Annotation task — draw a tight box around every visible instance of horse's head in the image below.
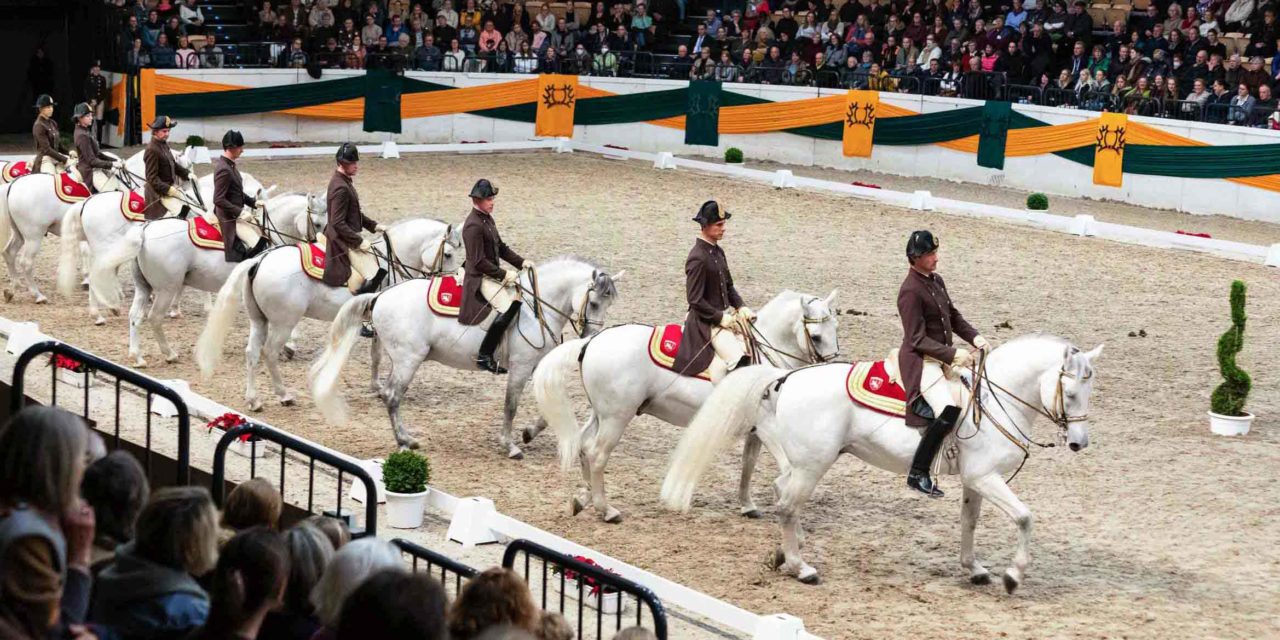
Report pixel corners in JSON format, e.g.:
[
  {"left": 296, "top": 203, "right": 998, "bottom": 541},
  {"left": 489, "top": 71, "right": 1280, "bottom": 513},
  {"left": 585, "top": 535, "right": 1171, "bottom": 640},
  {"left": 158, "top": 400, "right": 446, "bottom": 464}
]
[
  {"left": 572, "top": 269, "right": 624, "bottom": 338},
  {"left": 306, "top": 192, "right": 329, "bottom": 238},
  {"left": 439, "top": 224, "right": 463, "bottom": 273},
  {"left": 1038, "top": 343, "right": 1103, "bottom": 452},
  {"left": 798, "top": 289, "right": 841, "bottom": 363}
]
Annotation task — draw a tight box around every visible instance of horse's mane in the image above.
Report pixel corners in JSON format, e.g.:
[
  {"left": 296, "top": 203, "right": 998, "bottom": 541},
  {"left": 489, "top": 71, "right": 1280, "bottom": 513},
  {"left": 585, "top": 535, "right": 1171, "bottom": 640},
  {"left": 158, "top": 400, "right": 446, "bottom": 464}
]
[
  {"left": 1003, "top": 332, "right": 1075, "bottom": 352},
  {"left": 543, "top": 254, "right": 607, "bottom": 271}
]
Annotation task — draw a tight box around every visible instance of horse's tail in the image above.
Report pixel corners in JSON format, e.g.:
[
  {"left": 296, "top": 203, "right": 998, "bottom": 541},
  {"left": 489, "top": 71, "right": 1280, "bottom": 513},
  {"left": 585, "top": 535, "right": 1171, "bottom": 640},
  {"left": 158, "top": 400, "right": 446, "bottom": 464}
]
[
  {"left": 91, "top": 223, "right": 143, "bottom": 307},
  {"left": 0, "top": 183, "right": 13, "bottom": 254},
  {"left": 533, "top": 338, "right": 590, "bottom": 473},
  {"left": 57, "top": 201, "right": 86, "bottom": 298},
  {"left": 195, "top": 256, "right": 260, "bottom": 380},
  {"left": 310, "top": 293, "right": 379, "bottom": 426},
  {"left": 660, "top": 366, "right": 787, "bottom": 512}
]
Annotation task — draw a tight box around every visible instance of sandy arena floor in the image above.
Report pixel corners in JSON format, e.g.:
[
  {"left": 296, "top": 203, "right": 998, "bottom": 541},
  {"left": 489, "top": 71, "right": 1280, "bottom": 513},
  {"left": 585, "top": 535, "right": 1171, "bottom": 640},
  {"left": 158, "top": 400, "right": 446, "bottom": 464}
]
[{"left": 4, "top": 152, "right": 1278, "bottom": 639}]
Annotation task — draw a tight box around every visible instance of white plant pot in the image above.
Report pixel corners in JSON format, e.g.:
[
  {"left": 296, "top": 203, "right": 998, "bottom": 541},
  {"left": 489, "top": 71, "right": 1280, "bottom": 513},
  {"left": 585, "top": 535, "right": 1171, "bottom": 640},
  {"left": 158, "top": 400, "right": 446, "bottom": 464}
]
[
  {"left": 56, "top": 368, "right": 95, "bottom": 388},
  {"left": 569, "top": 580, "right": 624, "bottom": 614},
  {"left": 1208, "top": 411, "right": 1254, "bottom": 436},
  {"left": 384, "top": 489, "right": 429, "bottom": 529},
  {"left": 228, "top": 437, "right": 263, "bottom": 459}
]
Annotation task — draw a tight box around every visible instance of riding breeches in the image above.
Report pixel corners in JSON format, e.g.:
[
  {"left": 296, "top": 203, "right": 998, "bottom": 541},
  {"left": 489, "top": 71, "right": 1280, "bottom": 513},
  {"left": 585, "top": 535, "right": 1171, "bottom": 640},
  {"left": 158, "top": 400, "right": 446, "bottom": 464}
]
[
  {"left": 707, "top": 326, "right": 748, "bottom": 383},
  {"left": 158, "top": 195, "right": 189, "bottom": 218},
  {"left": 919, "top": 359, "right": 960, "bottom": 418},
  {"left": 346, "top": 248, "right": 380, "bottom": 293},
  {"left": 480, "top": 276, "right": 521, "bottom": 314},
  {"left": 36, "top": 159, "right": 61, "bottom": 175}
]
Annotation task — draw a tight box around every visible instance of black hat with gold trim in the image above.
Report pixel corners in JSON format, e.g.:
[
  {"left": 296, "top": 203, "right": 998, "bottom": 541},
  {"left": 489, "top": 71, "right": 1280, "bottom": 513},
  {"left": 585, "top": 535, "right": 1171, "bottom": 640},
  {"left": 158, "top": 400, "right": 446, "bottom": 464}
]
[
  {"left": 149, "top": 115, "right": 177, "bottom": 130},
  {"left": 693, "top": 200, "right": 730, "bottom": 226},
  {"left": 905, "top": 229, "right": 940, "bottom": 260}
]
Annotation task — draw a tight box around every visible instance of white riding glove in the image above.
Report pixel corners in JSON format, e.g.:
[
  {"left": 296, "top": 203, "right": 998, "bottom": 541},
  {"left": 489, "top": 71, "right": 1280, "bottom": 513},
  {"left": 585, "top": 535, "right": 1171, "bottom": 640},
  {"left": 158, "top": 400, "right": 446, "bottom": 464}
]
[
  {"left": 113, "top": 160, "right": 125, "bottom": 171},
  {"left": 359, "top": 237, "right": 372, "bottom": 251},
  {"left": 719, "top": 309, "right": 737, "bottom": 329},
  {"left": 253, "top": 200, "right": 265, "bottom": 211},
  {"left": 737, "top": 307, "right": 755, "bottom": 322},
  {"left": 166, "top": 185, "right": 182, "bottom": 198},
  {"left": 374, "top": 223, "right": 387, "bottom": 232},
  {"left": 951, "top": 348, "right": 974, "bottom": 368},
  {"left": 522, "top": 260, "right": 535, "bottom": 270},
  {"left": 502, "top": 269, "right": 519, "bottom": 286},
  {"left": 973, "top": 335, "right": 991, "bottom": 352}
]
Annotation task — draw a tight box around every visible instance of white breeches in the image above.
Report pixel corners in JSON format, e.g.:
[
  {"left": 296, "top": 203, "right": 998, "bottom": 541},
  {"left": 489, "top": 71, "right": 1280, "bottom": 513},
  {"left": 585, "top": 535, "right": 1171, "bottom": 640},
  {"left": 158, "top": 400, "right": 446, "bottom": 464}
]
[{"left": 480, "top": 276, "right": 521, "bottom": 314}]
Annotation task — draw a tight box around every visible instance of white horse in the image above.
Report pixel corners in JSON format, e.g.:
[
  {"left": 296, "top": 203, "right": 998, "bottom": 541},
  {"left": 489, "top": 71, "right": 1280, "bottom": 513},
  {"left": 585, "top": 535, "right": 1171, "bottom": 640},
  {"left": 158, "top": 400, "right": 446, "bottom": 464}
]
[
  {"left": 533, "top": 290, "right": 841, "bottom": 523},
  {"left": 86, "top": 193, "right": 327, "bottom": 367},
  {"left": 310, "top": 257, "right": 624, "bottom": 453},
  {"left": 196, "top": 218, "right": 463, "bottom": 411},
  {"left": 0, "top": 149, "right": 190, "bottom": 302},
  {"left": 661, "top": 334, "right": 1102, "bottom": 588},
  {"left": 56, "top": 173, "right": 266, "bottom": 322}
]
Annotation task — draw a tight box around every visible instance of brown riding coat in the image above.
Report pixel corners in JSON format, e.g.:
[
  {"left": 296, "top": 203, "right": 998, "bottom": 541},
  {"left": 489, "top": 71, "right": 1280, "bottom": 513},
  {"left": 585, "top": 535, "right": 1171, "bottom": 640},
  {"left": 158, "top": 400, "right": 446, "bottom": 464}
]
[
  {"left": 211, "top": 155, "right": 257, "bottom": 259},
  {"left": 31, "top": 117, "right": 67, "bottom": 172},
  {"left": 896, "top": 268, "right": 978, "bottom": 426},
  {"left": 321, "top": 169, "right": 378, "bottom": 287},
  {"left": 459, "top": 207, "right": 525, "bottom": 326},
  {"left": 74, "top": 124, "right": 113, "bottom": 192},
  {"left": 672, "top": 238, "right": 743, "bottom": 375},
  {"left": 142, "top": 137, "right": 190, "bottom": 220}
]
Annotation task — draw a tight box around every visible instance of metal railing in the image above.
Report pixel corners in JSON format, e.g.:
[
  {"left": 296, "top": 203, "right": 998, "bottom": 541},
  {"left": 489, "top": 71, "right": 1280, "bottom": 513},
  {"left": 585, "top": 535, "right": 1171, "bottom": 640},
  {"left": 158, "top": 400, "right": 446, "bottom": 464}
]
[
  {"left": 11, "top": 341, "right": 191, "bottom": 486},
  {"left": 503, "top": 538, "right": 667, "bottom": 640},
  {"left": 210, "top": 421, "right": 378, "bottom": 537},
  {"left": 393, "top": 538, "right": 479, "bottom": 597}
]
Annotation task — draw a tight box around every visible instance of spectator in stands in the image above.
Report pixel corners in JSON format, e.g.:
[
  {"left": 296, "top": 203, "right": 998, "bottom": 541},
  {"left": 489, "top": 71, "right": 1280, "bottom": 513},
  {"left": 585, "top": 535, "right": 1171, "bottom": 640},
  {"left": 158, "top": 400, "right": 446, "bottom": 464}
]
[
  {"left": 258, "top": 523, "right": 332, "bottom": 640},
  {"left": 221, "top": 478, "right": 282, "bottom": 541},
  {"left": 345, "top": 34, "right": 367, "bottom": 68},
  {"left": 387, "top": 14, "right": 408, "bottom": 45},
  {"left": 187, "top": 528, "right": 288, "bottom": 640},
  {"left": 202, "top": 34, "right": 224, "bottom": 68},
  {"left": 177, "top": 0, "right": 203, "bottom": 35},
  {"left": 151, "top": 33, "right": 176, "bottom": 67},
  {"left": 539, "top": 45, "right": 561, "bottom": 72},
  {"left": 630, "top": 4, "right": 653, "bottom": 48},
  {"left": 448, "top": 568, "right": 540, "bottom": 639},
  {"left": 335, "top": 570, "right": 447, "bottom": 640},
  {"left": 362, "top": 14, "right": 383, "bottom": 47},
  {"left": 80, "top": 451, "right": 148, "bottom": 570},
  {"left": 258, "top": 1, "right": 277, "bottom": 39},
  {"left": 127, "top": 37, "right": 150, "bottom": 71},
  {"left": 414, "top": 33, "right": 441, "bottom": 70},
  {"left": 1255, "top": 83, "right": 1277, "bottom": 120},
  {"left": 715, "top": 49, "right": 742, "bottom": 81},
  {"left": 143, "top": 9, "right": 162, "bottom": 48},
  {"left": 490, "top": 40, "right": 514, "bottom": 72},
  {"left": 309, "top": 0, "right": 333, "bottom": 30},
  {"left": 317, "top": 38, "right": 344, "bottom": 67},
  {"left": 0, "top": 406, "right": 95, "bottom": 640},
  {"left": 690, "top": 46, "right": 714, "bottom": 78},
  {"left": 282, "top": 36, "right": 308, "bottom": 67},
  {"left": 479, "top": 20, "right": 502, "bottom": 53},
  {"left": 310, "top": 537, "right": 401, "bottom": 639},
  {"left": 91, "top": 486, "right": 219, "bottom": 639},
  {"left": 607, "top": 24, "right": 631, "bottom": 52},
  {"left": 1203, "top": 77, "right": 1232, "bottom": 122},
  {"left": 164, "top": 15, "right": 185, "bottom": 45},
  {"left": 459, "top": 19, "right": 480, "bottom": 52},
  {"left": 1246, "top": 9, "right": 1278, "bottom": 58},
  {"left": 1229, "top": 81, "right": 1256, "bottom": 124},
  {"left": 282, "top": 0, "right": 309, "bottom": 33},
  {"left": 337, "top": 17, "right": 357, "bottom": 48},
  {"left": 312, "top": 12, "right": 339, "bottom": 50},
  {"left": 1241, "top": 56, "right": 1270, "bottom": 95},
  {"left": 302, "top": 516, "right": 349, "bottom": 552},
  {"left": 503, "top": 21, "right": 527, "bottom": 53},
  {"left": 443, "top": 38, "right": 467, "bottom": 70},
  {"left": 174, "top": 35, "right": 198, "bottom": 68},
  {"left": 550, "top": 18, "right": 575, "bottom": 55},
  {"left": 593, "top": 44, "right": 618, "bottom": 75},
  {"left": 272, "top": 13, "right": 296, "bottom": 45}
]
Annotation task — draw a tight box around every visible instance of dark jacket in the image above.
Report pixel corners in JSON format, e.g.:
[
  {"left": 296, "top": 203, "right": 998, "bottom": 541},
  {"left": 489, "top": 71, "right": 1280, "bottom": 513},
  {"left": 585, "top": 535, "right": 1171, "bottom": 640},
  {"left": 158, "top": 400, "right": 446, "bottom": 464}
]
[
  {"left": 84, "top": 74, "right": 109, "bottom": 104},
  {"left": 459, "top": 207, "right": 524, "bottom": 325},
  {"left": 32, "top": 116, "right": 67, "bottom": 172},
  {"left": 672, "top": 238, "right": 743, "bottom": 375},
  {"left": 212, "top": 155, "right": 257, "bottom": 259},
  {"left": 143, "top": 137, "right": 190, "bottom": 220},
  {"left": 897, "top": 268, "right": 978, "bottom": 426},
  {"left": 75, "top": 124, "right": 114, "bottom": 192},
  {"left": 321, "top": 169, "right": 378, "bottom": 287},
  {"left": 90, "top": 541, "right": 209, "bottom": 640}
]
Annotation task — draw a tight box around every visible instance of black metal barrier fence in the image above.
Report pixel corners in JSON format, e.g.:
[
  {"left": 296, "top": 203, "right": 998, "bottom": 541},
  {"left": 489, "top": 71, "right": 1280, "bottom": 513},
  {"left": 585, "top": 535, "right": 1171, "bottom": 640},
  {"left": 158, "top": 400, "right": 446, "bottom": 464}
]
[{"left": 393, "top": 537, "right": 480, "bottom": 598}]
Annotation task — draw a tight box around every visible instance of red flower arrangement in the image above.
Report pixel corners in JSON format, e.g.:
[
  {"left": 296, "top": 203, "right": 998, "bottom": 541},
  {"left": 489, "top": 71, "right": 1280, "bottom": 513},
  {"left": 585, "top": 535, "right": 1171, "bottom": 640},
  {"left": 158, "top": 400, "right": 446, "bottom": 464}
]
[
  {"left": 51, "top": 354, "right": 87, "bottom": 373},
  {"left": 206, "top": 412, "right": 253, "bottom": 442},
  {"left": 851, "top": 181, "right": 882, "bottom": 189},
  {"left": 553, "top": 556, "right": 620, "bottom": 596}
]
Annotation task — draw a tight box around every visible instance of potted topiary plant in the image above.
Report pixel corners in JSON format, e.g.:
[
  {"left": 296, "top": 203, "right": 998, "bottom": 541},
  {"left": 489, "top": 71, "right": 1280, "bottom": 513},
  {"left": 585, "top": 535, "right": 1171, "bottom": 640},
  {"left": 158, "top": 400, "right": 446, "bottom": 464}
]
[
  {"left": 184, "top": 134, "right": 210, "bottom": 164},
  {"left": 1026, "top": 193, "right": 1049, "bottom": 210},
  {"left": 724, "top": 147, "right": 744, "bottom": 164},
  {"left": 1209, "top": 280, "right": 1253, "bottom": 435},
  {"left": 381, "top": 450, "right": 431, "bottom": 528}
]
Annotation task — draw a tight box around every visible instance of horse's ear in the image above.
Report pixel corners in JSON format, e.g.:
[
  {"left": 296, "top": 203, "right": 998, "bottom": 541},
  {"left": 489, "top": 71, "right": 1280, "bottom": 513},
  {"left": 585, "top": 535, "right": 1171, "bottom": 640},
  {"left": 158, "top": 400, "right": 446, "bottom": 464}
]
[
  {"left": 611, "top": 269, "right": 626, "bottom": 283},
  {"left": 823, "top": 288, "right": 838, "bottom": 307},
  {"left": 1083, "top": 344, "right": 1104, "bottom": 363}
]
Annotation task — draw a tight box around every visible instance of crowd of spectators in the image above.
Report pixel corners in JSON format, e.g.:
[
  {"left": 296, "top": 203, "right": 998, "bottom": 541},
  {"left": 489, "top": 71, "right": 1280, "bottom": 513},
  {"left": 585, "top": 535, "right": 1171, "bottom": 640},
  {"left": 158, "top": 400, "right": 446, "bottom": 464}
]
[
  {"left": 97, "top": 0, "right": 1280, "bottom": 125},
  {"left": 0, "top": 405, "right": 659, "bottom": 640}
]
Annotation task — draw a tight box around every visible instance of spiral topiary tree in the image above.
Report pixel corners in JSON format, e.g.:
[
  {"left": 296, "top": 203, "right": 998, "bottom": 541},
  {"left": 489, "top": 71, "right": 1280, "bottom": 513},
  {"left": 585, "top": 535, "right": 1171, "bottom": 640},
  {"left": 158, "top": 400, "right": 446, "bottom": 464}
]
[{"left": 1210, "top": 280, "right": 1251, "bottom": 417}]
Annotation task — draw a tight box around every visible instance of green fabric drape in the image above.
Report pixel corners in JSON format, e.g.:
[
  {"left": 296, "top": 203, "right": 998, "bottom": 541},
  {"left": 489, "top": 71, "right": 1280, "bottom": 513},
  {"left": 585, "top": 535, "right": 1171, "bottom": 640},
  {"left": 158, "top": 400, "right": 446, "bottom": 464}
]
[
  {"left": 157, "top": 76, "right": 368, "bottom": 118},
  {"left": 363, "top": 68, "right": 403, "bottom": 133},
  {"left": 874, "top": 107, "right": 985, "bottom": 145},
  {"left": 977, "top": 101, "right": 1012, "bottom": 169},
  {"left": 1123, "top": 143, "right": 1280, "bottom": 178},
  {"left": 579, "top": 88, "right": 690, "bottom": 125},
  {"left": 684, "top": 81, "right": 721, "bottom": 146}
]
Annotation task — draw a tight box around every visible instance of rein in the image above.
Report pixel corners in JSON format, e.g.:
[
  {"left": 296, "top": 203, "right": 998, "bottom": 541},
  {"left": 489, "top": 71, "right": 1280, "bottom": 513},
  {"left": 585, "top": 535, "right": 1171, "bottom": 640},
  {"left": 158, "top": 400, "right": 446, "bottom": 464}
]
[
  {"left": 745, "top": 307, "right": 837, "bottom": 367},
  {"left": 514, "top": 266, "right": 594, "bottom": 349}
]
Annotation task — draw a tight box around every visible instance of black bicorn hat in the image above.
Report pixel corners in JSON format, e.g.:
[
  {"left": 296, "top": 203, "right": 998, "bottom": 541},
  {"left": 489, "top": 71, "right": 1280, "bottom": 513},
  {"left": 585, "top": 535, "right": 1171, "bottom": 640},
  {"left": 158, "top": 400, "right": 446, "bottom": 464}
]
[
  {"left": 149, "top": 115, "right": 177, "bottom": 130},
  {"left": 222, "top": 129, "right": 246, "bottom": 149},
  {"left": 469, "top": 179, "right": 499, "bottom": 199},
  {"left": 692, "top": 200, "right": 730, "bottom": 226},
  {"left": 35, "top": 94, "right": 55, "bottom": 109},
  {"left": 335, "top": 142, "right": 359, "bottom": 163},
  {"left": 905, "top": 229, "right": 940, "bottom": 260},
  {"left": 72, "top": 102, "right": 93, "bottom": 119}
]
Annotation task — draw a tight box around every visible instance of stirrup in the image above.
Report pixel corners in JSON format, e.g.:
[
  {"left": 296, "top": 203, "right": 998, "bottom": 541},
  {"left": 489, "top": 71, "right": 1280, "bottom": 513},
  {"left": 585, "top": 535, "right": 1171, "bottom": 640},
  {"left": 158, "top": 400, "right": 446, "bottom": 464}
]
[
  {"left": 476, "top": 354, "right": 507, "bottom": 375},
  {"left": 907, "top": 472, "right": 945, "bottom": 498},
  {"left": 359, "top": 322, "right": 376, "bottom": 338}
]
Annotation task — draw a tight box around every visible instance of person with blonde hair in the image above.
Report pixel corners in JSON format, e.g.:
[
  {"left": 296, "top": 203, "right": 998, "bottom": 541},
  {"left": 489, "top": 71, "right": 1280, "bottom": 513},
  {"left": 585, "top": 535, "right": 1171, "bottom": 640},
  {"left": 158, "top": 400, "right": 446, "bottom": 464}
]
[
  {"left": 91, "top": 486, "right": 221, "bottom": 639},
  {"left": 448, "top": 567, "right": 540, "bottom": 639},
  {"left": 221, "top": 478, "right": 282, "bottom": 533},
  {"left": 0, "top": 406, "right": 95, "bottom": 639},
  {"left": 309, "top": 537, "right": 401, "bottom": 636}
]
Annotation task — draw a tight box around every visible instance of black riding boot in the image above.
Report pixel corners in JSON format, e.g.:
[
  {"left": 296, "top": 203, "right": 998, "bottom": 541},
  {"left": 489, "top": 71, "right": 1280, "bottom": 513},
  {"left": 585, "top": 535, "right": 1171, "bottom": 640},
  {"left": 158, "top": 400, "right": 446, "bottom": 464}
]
[
  {"left": 177, "top": 205, "right": 191, "bottom": 220},
  {"left": 906, "top": 404, "right": 960, "bottom": 498},
  {"left": 476, "top": 301, "right": 522, "bottom": 374},
  {"left": 244, "top": 237, "right": 269, "bottom": 259},
  {"left": 354, "top": 268, "right": 388, "bottom": 296}
]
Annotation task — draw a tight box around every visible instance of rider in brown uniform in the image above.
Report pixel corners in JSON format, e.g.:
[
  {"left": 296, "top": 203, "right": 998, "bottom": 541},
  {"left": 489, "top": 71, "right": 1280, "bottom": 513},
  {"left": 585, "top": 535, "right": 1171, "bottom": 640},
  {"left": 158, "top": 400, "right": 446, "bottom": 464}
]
[
  {"left": 671, "top": 200, "right": 753, "bottom": 382},
  {"left": 142, "top": 116, "right": 193, "bottom": 220},
  {"left": 322, "top": 143, "right": 387, "bottom": 294},
  {"left": 459, "top": 179, "right": 529, "bottom": 375},
  {"left": 897, "top": 230, "right": 989, "bottom": 497},
  {"left": 72, "top": 103, "right": 117, "bottom": 193},
  {"left": 31, "top": 95, "right": 68, "bottom": 174},
  {"left": 211, "top": 130, "right": 267, "bottom": 262}
]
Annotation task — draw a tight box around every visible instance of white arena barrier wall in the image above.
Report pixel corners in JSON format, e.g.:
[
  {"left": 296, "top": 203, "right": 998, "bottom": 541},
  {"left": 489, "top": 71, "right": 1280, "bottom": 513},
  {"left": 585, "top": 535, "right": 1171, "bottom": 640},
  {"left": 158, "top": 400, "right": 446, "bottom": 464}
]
[{"left": 152, "top": 68, "right": 1280, "bottom": 223}]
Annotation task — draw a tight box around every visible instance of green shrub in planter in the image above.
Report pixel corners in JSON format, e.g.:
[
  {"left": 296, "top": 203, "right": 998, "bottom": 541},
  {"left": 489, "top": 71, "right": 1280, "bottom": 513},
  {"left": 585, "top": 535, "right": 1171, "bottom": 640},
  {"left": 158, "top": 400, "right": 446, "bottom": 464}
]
[
  {"left": 185, "top": 134, "right": 206, "bottom": 148},
  {"left": 382, "top": 450, "right": 430, "bottom": 494},
  {"left": 724, "top": 147, "right": 744, "bottom": 163},
  {"left": 1210, "top": 280, "right": 1251, "bottom": 416},
  {"left": 1026, "top": 193, "right": 1049, "bottom": 210}
]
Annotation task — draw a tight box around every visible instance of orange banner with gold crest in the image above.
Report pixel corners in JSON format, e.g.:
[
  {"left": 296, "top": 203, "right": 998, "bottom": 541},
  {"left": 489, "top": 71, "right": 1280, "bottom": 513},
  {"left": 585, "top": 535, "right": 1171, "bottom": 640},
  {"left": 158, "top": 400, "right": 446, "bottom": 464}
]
[{"left": 535, "top": 74, "right": 578, "bottom": 138}]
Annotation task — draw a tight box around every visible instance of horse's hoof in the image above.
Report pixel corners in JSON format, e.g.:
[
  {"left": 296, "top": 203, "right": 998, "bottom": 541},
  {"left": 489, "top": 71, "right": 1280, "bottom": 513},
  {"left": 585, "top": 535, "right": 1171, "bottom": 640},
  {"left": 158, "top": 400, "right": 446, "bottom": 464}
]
[
  {"left": 80, "top": 282, "right": 90, "bottom": 291},
  {"left": 770, "top": 549, "right": 785, "bottom": 570},
  {"left": 167, "top": 309, "right": 181, "bottom": 319},
  {"left": 281, "top": 345, "right": 295, "bottom": 361},
  {"left": 797, "top": 570, "right": 822, "bottom": 585},
  {"left": 506, "top": 445, "right": 524, "bottom": 460},
  {"left": 741, "top": 508, "right": 762, "bottom": 519},
  {"left": 164, "top": 353, "right": 179, "bottom": 364},
  {"left": 248, "top": 400, "right": 264, "bottom": 412},
  {"left": 522, "top": 429, "right": 535, "bottom": 444},
  {"left": 93, "top": 317, "right": 105, "bottom": 326},
  {"left": 397, "top": 438, "right": 420, "bottom": 450},
  {"left": 134, "top": 358, "right": 148, "bottom": 369},
  {"left": 3, "top": 290, "right": 12, "bottom": 302},
  {"left": 570, "top": 496, "right": 585, "bottom": 516},
  {"left": 970, "top": 572, "right": 993, "bottom": 586},
  {"left": 1002, "top": 571, "right": 1020, "bottom": 594},
  {"left": 602, "top": 507, "right": 623, "bottom": 524},
  {"left": 34, "top": 295, "right": 47, "bottom": 304},
  {"left": 280, "top": 396, "right": 296, "bottom": 407}
]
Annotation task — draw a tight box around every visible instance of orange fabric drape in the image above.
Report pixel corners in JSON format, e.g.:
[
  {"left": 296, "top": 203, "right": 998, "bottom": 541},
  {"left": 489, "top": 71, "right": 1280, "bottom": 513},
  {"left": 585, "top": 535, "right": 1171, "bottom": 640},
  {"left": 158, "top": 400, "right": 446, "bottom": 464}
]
[
  {"left": 717, "top": 94, "right": 845, "bottom": 134},
  {"left": 400, "top": 78, "right": 539, "bottom": 119},
  {"left": 110, "top": 77, "right": 127, "bottom": 135},
  {"left": 153, "top": 73, "right": 364, "bottom": 120},
  {"left": 1127, "top": 121, "right": 1280, "bottom": 192},
  {"left": 140, "top": 68, "right": 155, "bottom": 132}
]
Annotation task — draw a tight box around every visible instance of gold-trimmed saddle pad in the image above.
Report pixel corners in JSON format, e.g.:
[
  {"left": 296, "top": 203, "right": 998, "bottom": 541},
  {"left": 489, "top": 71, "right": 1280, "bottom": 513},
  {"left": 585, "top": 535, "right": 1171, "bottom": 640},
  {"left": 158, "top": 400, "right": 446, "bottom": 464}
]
[
  {"left": 188, "top": 216, "right": 225, "bottom": 250},
  {"left": 426, "top": 275, "right": 463, "bottom": 317},
  {"left": 846, "top": 360, "right": 907, "bottom": 417},
  {"left": 648, "top": 324, "right": 711, "bottom": 380},
  {"left": 298, "top": 242, "right": 326, "bottom": 280}
]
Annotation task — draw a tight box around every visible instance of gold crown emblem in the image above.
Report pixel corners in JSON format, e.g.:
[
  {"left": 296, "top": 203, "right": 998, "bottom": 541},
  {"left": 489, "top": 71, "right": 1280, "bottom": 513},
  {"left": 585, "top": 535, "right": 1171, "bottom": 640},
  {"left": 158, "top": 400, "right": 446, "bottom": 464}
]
[
  {"left": 845, "top": 102, "right": 876, "bottom": 129},
  {"left": 1095, "top": 124, "right": 1126, "bottom": 155},
  {"left": 541, "top": 84, "right": 576, "bottom": 109}
]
